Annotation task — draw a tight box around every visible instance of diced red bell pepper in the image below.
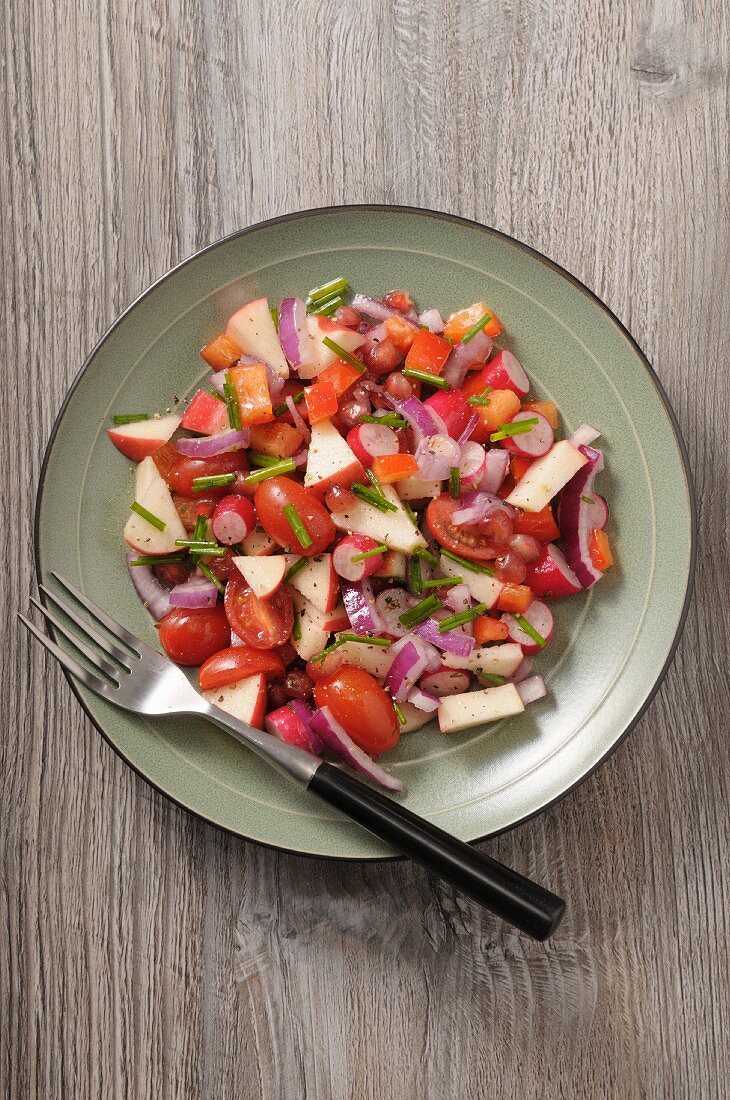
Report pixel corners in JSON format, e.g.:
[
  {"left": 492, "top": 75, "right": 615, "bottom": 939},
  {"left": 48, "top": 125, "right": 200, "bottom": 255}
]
[
  {"left": 317, "top": 360, "right": 363, "bottom": 398},
  {"left": 513, "top": 505, "right": 560, "bottom": 543},
  {"left": 305, "top": 379, "right": 338, "bottom": 425},
  {"left": 249, "top": 422, "right": 305, "bottom": 458},
  {"left": 496, "top": 584, "right": 534, "bottom": 614},
  {"left": 404, "top": 330, "right": 452, "bottom": 376},
  {"left": 181, "top": 390, "right": 229, "bottom": 435},
  {"left": 589, "top": 528, "right": 613, "bottom": 571}
]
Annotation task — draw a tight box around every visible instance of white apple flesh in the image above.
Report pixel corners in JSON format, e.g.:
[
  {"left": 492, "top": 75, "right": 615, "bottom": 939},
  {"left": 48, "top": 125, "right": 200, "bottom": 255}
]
[
  {"left": 506, "top": 440, "right": 587, "bottom": 513},
  {"left": 304, "top": 419, "right": 365, "bottom": 497},
  {"left": 226, "top": 297, "right": 289, "bottom": 378},
  {"left": 281, "top": 553, "right": 338, "bottom": 612},
  {"left": 441, "top": 642, "right": 524, "bottom": 678},
  {"left": 232, "top": 555, "right": 286, "bottom": 599},
  {"left": 107, "top": 414, "right": 181, "bottom": 462},
  {"left": 439, "top": 553, "right": 503, "bottom": 609},
  {"left": 291, "top": 592, "right": 331, "bottom": 661},
  {"left": 202, "top": 673, "right": 267, "bottom": 729},
  {"left": 123, "top": 456, "right": 187, "bottom": 554},
  {"left": 331, "top": 484, "right": 427, "bottom": 555},
  {"left": 296, "top": 316, "right": 366, "bottom": 380},
  {"left": 438, "top": 682, "right": 524, "bottom": 734}
]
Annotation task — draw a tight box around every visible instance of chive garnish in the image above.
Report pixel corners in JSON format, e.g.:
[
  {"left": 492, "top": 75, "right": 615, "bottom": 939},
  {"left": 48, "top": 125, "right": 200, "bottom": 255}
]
[
  {"left": 130, "top": 553, "right": 186, "bottom": 566},
  {"left": 283, "top": 504, "right": 313, "bottom": 549},
  {"left": 311, "top": 638, "right": 346, "bottom": 663},
  {"left": 192, "top": 514, "right": 209, "bottom": 542},
  {"left": 421, "top": 576, "right": 461, "bottom": 590},
  {"left": 249, "top": 452, "right": 281, "bottom": 468},
  {"left": 113, "top": 412, "right": 149, "bottom": 425},
  {"left": 310, "top": 294, "right": 344, "bottom": 317},
  {"left": 131, "top": 501, "right": 166, "bottom": 532},
  {"left": 197, "top": 560, "right": 225, "bottom": 593},
  {"left": 513, "top": 614, "right": 547, "bottom": 648},
  {"left": 285, "top": 556, "right": 309, "bottom": 581},
  {"left": 351, "top": 484, "right": 397, "bottom": 512},
  {"left": 461, "top": 311, "right": 492, "bottom": 344},
  {"left": 438, "top": 603, "right": 488, "bottom": 632},
  {"left": 244, "top": 459, "right": 296, "bottom": 485},
  {"left": 467, "top": 387, "right": 492, "bottom": 407},
  {"left": 402, "top": 368, "right": 451, "bottom": 390},
  {"left": 582, "top": 495, "right": 595, "bottom": 505},
  {"left": 403, "top": 503, "right": 418, "bottom": 527},
  {"left": 393, "top": 699, "right": 407, "bottom": 725},
  {"left": 270, "top": 306, "right": 279, "bottom": 329},
  {"left": 414, "top": 546, "right": 440, "bottom": 567},
  {"left": 478, "top": 673, "right": 506, "bottom": 687},
  {"left": 223, "top": 372, "right": 242, "bottom": 431},
  {"left": 449, "top": 467, "right": 461, "bottom": 499},
  {"left": 175, "top": 539, "right": 221, "bottom": 550},
  {"left": 292, "top": 614, "right": 302, "bottom": 641},
  {"left": 338, "top": 633, "right": 392, "bottom": 647},
  {"left": 365, "top": 467, "right": 386, "bottom": 498},
  {"left": 192, "top": 473, "right": 237, "bottom": 492},
  {"left": 308, "top": 277, "right": 348, "bottom": 304},
  {"left": 408, "top": 555, "right": 423, "bottom": 596},
  {"left": 440, "top": 549, "right": 495, "bottom": 576},
  {"left": 358, "top": 413, "right": 408, "bottom": 428},
  {"left": 490, "top": 417, "right": 539, "bottom": 442},
  {"left": 399, "top": 594, "right": 440, "bottom": 628},
  {"left": 273, "top": 390, "right": 305, "bottom": 416},
  {"left": 350, "top": 545, "right": 388, "bottom": 564},
  {"left": 321, "top": 337, "right": 365, "bottom": 373}
]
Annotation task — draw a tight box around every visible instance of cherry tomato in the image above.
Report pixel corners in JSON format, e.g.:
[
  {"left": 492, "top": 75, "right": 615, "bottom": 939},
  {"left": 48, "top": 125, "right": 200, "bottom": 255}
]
[
  {"left": 198, "top": 645, "right": 285, "bottom": 691},
  {"left": 166, "top": 451, "right": 249, "bottom": 498},
  {"left": 224, "top": 573, "right": 294, "bottom": 649},
  {"left": 425, "top": 493, "right": 501, "bottom": 562},
  {"left": 158, "top": 605, "right": 231, "bottom": 666},
  {"left": 254, "top": 477, "right": 335, "bottom": 557},
  {"left": 314, "top": 666, "right": 400, "bottom": 757},
  {"left": 172, "top": 495, "right": 218, "bottom": 533},
  {"left": 382, "top": 290, "right": 413, "bottom": 313}
]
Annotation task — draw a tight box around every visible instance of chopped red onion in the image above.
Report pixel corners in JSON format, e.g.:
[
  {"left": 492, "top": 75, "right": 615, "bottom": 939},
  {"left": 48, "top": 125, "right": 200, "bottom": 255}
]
[
  {"left": 374, "top": 589, "right": 418, "bottom": 639},
  {"left": 310, "top": 706, "right": 403, "bottom": 792},
  {"left": 340, "top": 579, "right": 385, "bottom": 635},
  {"left": 515, "top": 675, "right": 547, "bottom": 705},
  {"left": 209, "top": 372, "right": 226, "bottom": 395},
  {"left": 458, "top": 440, "right": 486, "bottom": 484},
  {"left": 287, "top": 698, "right": 324, "bottom": 754},
  {"left": 415, "top": 433, "right": 461, "bottom": 481},
  {"left": 278, "top": 297, "right": 308, "bottom": 366},
  {"left": 293, "top": 447, "right": 308, "bottom": 468},
  {"left": 510, "top": 655, "right": 533, "bottom": 683},
  {"left": 386, "top": 639, "right": 429, "bottom": 701},
  {"left": 456, "top": 412, "right": 479, "bottom": 446},
  {"left": 286, "top": 395, "right": 311, "bottom": 442},
  {"left": 418, "top": 308, "right": 444, "bottom": 333},
  {"left": 451, "top": 491, "right": 514, "bottom": 527},
  {"left": 176, "top": 428, "right": 250, "bottom": 458},
  {"left": 351, "top": 294, "right": 397, "bottom": 322},
  {"left": 414, "top": 618, "right": 475, "bottom": 657},
  {"left": 570, "top": 423, "right": 601, "bottom": 448},
  {"left": 169, "top": 577, "right": 219, "bottom": 609},
  {"left": 557, "top": 445, "right": 605, "bottom": 588},
  {"left": 265, "top": 363, "right": 285, "bottom": 398},
  {"left": 406, "top": 686, "right": 440, "bottom": 713},
  {"left": 125, "top": 553, "right": 172, "bottom": 621},
  {"left": 444, "top": 584, "right": 473, "bottom": 614},
  {"left": 441, "top": 329, "right": 493, "bottom": 388},
  {"left": 479, "top": 449, "right": 510, "bottom": 493},
  {"left": 409, "top": 633, "right": 442, "bottom": 672},
  {"left": 383, "top": 394, "right": 448, "bottom": 440}
]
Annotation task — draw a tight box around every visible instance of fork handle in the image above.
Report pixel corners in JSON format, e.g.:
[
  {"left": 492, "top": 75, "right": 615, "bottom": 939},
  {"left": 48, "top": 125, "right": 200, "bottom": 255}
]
[{"left": 308, "top": 763, "right": 565, "bottom": 941}]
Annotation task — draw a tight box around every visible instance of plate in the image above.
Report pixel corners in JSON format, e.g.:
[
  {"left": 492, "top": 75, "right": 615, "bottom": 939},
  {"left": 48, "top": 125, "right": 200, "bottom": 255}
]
[{"left": 35, "top": 206, "right": 695, "bottom": 859}]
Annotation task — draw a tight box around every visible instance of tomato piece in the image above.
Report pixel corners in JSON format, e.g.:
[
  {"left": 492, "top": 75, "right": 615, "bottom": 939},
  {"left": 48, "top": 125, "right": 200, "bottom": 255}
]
[
  {"left": 304, "top": 379, "right": 338, "bottom": 425},
  {"left": 166, "top": 451, "right": 248, "bottom": 498},
  {"left": 172, "top": 494, "right": 217, "bottom": 533},
  {"left": 158, "top": 605, "right": 231, "bottom": 666},
  {"left": 589, "top": 528, "right": 613, "bottom": 571},
  {"left": 224, "top": 573, "right": 294, "bottom": 649},
  {"left": 314, "top": 666, "right": 399, "bottom": 757},
  {"left": 200, "top": 332, "right": 242, "bottom": 371},
  {"left": 382, "top": 290, "right": 413, "bottom": 313},
  {"left": 404, "top": 330, "right": 452, "bottom": 376},
  {"left": 510, "top": 455, "right": 533, "bottom": 483},
  {"left": 254, "top": 477, "right": 335, "bottom": 556},
  {"left": 496, "top": 584, "right": 534, "bottom": 614},
  {"left": 513, "top": 505, "right": 560, "bottom": 543},
  {"left": 198, "top": 645, "right": 285, "bottom": 691},
  {"left": 425, "top": 493, "right": 501, "bottom": 562},
  {"left": 473, "top": 615, "right": 510, "bottom": 644}
]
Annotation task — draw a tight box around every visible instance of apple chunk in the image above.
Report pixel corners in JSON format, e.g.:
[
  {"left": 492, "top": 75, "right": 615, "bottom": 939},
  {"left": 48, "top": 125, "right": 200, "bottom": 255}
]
[
  {"left": 304, "top": 419, "right": 365, "bottom": 497},
  {"left": 123, "top": 456, "right": 187, "bottom": 554},
  {"left": 438, "top": 682, "right": 524, "bottom": 734},
  {"left": 107, "top": 414, "right": 181, "bottom": 462},
  {"left": 331, "top": 484, "right": 427, "bottom": 555},
  {"left": 226, "top": 297, "right": 289, "bottom": 378},
  {"left": 291, "top": 592, "right": 331, "bottom": 661},
  {"left": 507, "top": 440, "right": 587, "bottom": 513},
  {"left": 202, "top": 673, "right": 267, "bottom": 729},
  {"left": 296, "top": 316, "right": 366, "bottom": 380},
  {"left": 439, "top": 553, "right": 503, "bottom": 609},
  {"left": 281, "top": 553, "right": 338, "bottom": 612},
  {"left": 232, "top": 555, "right": 286, "bottom": 598}
]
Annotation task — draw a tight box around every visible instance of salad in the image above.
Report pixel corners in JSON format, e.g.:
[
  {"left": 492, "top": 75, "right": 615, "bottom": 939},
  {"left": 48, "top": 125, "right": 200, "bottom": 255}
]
[{"left": 108, "top": 280, "right": 613, "bottom": 792}]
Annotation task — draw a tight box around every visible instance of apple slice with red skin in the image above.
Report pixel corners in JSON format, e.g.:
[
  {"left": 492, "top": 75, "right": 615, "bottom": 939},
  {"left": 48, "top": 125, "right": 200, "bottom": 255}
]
[
  {"left": 202, "top": 673, "right": 267, "bottom": 729},
  {"left": 107, "top": 414, "right": 181, "bottom": 461},
  {"left": 304, "top": 418, "right": 365, "bottom": 497},
  {"left": 232, "top": 555, "right": 287, "bottom": 599},
  {"left": 226, "top": 297, "right": 289, "bottom": 378},
  {"left": 123, "top": 456, "right": 187, "bottom": 554}
]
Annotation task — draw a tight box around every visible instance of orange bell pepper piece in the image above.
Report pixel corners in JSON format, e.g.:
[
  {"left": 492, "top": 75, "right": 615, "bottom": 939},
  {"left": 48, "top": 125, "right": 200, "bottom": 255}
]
[
  {"left": 496, "top": 584, "right": 534, "bottom": 614},
  {"left": 513, "top": 506, "right": 560, "bottom": 543},
  {"left": 370, "top": 453, "right": 420, "bottom": 484},
  {"left": 385, "top": 315, "right": 419, "bottom": 352},
  {"left": 248, "top": 422, "right": 305, "bottom": 458},
  {"left": 304, "top": 379, "right": 338, "bottom": 425},
  {"left": 443, "top": 302, "right": 503, "bottom": 343},
  {"left": 473, "top": 616, "right": 510, "bottom": 644},
  {"left": 522, "top": 400, "right": 558, "bottom": 430},
  {"left": 589, "top": 528, "right": 613, "bottom": 571},
  {"left": 317, "top": 360, "right": 363, "bottom": 398},
  {"left": 200, "top": 333, "right": 242, "bottom": 371},
  {"left": 228, "top": 362, "right": 274, "bottom": 427}
]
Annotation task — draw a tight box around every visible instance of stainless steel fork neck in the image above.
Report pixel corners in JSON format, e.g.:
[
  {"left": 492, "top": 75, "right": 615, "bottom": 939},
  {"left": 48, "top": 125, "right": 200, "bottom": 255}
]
[{"left": 196, "top": 700, "right": 320, "bottom": 786}]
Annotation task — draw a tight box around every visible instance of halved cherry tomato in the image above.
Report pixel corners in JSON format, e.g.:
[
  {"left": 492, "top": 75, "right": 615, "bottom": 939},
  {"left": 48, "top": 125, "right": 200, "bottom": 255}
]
[
  {"left": 172, "top": 495, "right": 218, "bottom": 533},
  {"left": 314, "top": 666, "right": 399, "bottom": 756},
  {"left": 200, "top": 332, "right": 242, "bottom": 371},
  {"left": 425, "top": 493, "right": 501, "bottom": 562},
  {"left": 513, "top": 505, "right": 560, "bottom": 543},
  {"left": 224, "top": 573, "right": 294, "bottom": 649},
  {"left": 254, "top": 477, "right": 335, "bottom": 556},
  {"left": 198, "top": 645, "right": 285, "bottom": 691},
  {"left": 383, "top": 290, "right": 413, "bottom": 313},
  {"left": 473, "top": 615, "right": 510, "bottom": 644},
  {"left": 496, "top": 584, "right": 534, "bottom": 614},
  {"left": 404, "top": 330, "right": 452, "bottom": 376},
  {"left": 166, "top": 451, "right": 249, "bottom": 498},
  {"left": 158, "top": 605, "right": 231, "bottom": 666},
  {"left": 589, "top": 528, "right": 613, "bottom": 571}
]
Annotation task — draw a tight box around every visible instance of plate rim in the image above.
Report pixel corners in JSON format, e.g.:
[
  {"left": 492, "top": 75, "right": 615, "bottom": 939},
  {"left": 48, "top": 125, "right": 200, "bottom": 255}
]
[{"left": 33, "top": 203, "right": 697, "bottom": 861}]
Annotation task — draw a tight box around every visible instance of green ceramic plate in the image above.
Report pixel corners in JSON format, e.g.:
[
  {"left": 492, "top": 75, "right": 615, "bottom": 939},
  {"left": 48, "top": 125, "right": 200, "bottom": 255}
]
[{"left": 35, "top": 206, "right": 695, "bottom": 859}]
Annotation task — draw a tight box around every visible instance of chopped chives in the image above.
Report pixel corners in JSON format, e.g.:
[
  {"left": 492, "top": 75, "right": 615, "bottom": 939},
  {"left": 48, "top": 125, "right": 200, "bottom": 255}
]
[
  {"left": 582, "top": 495, "right": 595, "bottom": 505},
  {"left": 421, "top": 576, "right": 462, "bottom": 590},
  {"left": 192, "top": 472, "right": 237, "bottom": 492},
  {"left": 490, "top": 417, "right": 539, "bottom": 442},
  {"left": 440, "top": 548, "right": 495, "bottom": 576},
  {"left": 197, "top": 560, "right": 225, "bottom": 593},
  {"left": 131, "top": 501, "right": 166, "bottom": 532},
  {"left": 310, "top": 294, "right": 344, "bottom": 317},
  {"left": 399, "top": 594, "right": 440, "bottom": 628},
  {"left": 408, "top": 555, "right": 423, "bottom": 596},
  {"left": 392, "top": 699, "right": 407, "bottom": 725},
  {"left": 403, "top": 502, "right": 419, "bottom": 527},
  {"left": 130, "top": 553, "right": 186, "bottom": 566},
  {"left": 270, "top": 306, "right": 279, "bottom": 329},
  {"left": 285, "top": 556, "right": 309, "bottom": 581},
  {"left": 283, "top": 503, "right": 313, "bottom": 549},
  {"left": 292, "top": 614, "right": 302, "bottom": 641},
  {"left": 438, "top": 602, "right": 488, "bottom": 632},
  {"left": 192, "top": 514, "right": 209, "bottom": 542},
  {"left": 414, "top": 546, "right": 440, "bottom": 567},
  {"left": 249, "top": 452, "right": 281, "bottom": 468},
  {"left": 244, "top": 459, "right": 296, "bottom": 485},
  {"left": 308, "top": 276, "right": 348, "bottom": 304},
  {"left": 351, "top": 484, "right": 397, "bottom": 512},
  {"left": 478, "top": 673, "right": 506, "bottom": 687},
  {"left": 321, "top": 337, "right": 365, "bottom": 373},
  {"left": 402, "top": 368, "right": 451, "bottom": 390},
  {"left": 175, "top": 538, "right": 221, "bottom": 549},
  {"left": 273, "top": 390, "right": 305, "bottom": 416},
  {"left": 358, "top": 413, "right": 407, "bottom": 428},
  {"left": 461, "top": 311, "right": 492, "bottom": 344},
  {"left": 112, "top": 412, "right": 149, "bottom": 425},
  {"left": 449, "top": 467, "right": 461, "bottom": 499},
  {"left": 311, "top": 638, "right": 346, "bottom": 663},
  {"left": 467, "top": 387, "right": 492, "bottom": 407},
  {"left": 223, "top": 372, "right": 242, "bottom": 431},
  {"left": 350, "top": 544, "right": 388, "bottom": 563},
  {"left": 338, "top": 633, "right": 392, "bottom": 647},
  {"left": 513, "top": 614, "right": 547, "bottom": 648},
  {"left": 365, "top": 467, "right": 386, "bottom": 498}
]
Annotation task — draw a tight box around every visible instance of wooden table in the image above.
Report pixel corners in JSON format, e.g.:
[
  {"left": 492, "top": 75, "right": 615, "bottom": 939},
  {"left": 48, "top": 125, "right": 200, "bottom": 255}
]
[{"left": 2, "top": 2, "right": 728, "bottom": 1096}]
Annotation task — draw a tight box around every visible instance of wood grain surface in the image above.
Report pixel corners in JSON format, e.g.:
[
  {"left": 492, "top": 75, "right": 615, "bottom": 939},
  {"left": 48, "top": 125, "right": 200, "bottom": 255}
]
[{"left": 2, "top": 1, "right": 728, "bottom": 1096}]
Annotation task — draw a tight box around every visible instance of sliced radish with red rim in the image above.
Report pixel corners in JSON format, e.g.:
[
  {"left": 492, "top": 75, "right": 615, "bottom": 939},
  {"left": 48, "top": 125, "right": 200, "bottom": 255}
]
[
  {"left": 502, "top": 600, "right": 554, "bottom": 655},
  {"left": 501, "top": 411, "right": 554, "bottom": 458},
  {"left": 419, "top": 667, "right": 471, "bottom": 696},
  {"left": 482, "top": 350, "right": 530, "bottom": 397},
  {"left": 333, "top": 534, "right": 384, "bottom": 582},
  {"left": 346, "top": 423, "right": 399, "bottom": 468}
]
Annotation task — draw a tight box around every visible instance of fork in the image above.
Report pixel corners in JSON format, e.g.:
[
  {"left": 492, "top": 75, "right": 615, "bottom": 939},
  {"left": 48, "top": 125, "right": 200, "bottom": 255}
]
[{"left": 20, "top": 572, "right": 565, "bottom": 940}]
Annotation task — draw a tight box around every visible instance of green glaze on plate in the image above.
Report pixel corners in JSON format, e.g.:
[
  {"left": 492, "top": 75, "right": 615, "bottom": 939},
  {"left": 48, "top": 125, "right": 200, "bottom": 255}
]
[{"left": 34, "top": 206, "right": 696, "bottom": 859}]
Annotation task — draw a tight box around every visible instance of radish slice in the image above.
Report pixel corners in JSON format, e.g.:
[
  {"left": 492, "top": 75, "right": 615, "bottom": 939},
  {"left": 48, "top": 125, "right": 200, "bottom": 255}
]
[
  {"left": 176, "top": 428, "right": 250, "bottom": 458},
  {"left": 386, "top": 639, "right": 429, "bottom": 701},
  {"left": 502, "top": 411, "right": 554, "bottom": 458},
  {"left": 125, "top": 553, "right": 172, "bottom": 620},
  {"left": 310, "top": 706, "right": 403, "bottom": 792},
  {"left": 346, "top": 423, "right": 398, "bottom": 468},
  {"left": 482, "top": 350, "right": 530, "bottom": 396},
  {"left": 424, "top": 390, "right": 473, "bottom": 440},
  {"left": 265, "top": 704, "right": 317, "bottom": 754},
  {"left": 556, "top": 445, "right": 605, "bottom": 588},
  {"left": 458, "top": 441, "right": 487, "bottom": 484},
  {"left": 415, "top": 434, "right": 461, "bottom": 481},
  {"left": 515, "top": 675, "right": 547, "bottom": 705},
  {"left": 525, "top": 543, "right": 582, "bottom": 599},
  {"left": 169, "top": 577, "right": 219, "bottom": 609},
  {"left": 407, "top": 686, "right": 440, "bottom": 713},
  {"left": 375, "top": 588, "right": 418, "bottom": 638},
  {"left": 479, "top": 449, "right": 510, "bottom": 493},
  {"left": 585, "top": 493, "right": 609, "bottom": 530},
  {"left": 414, "top": 618, "right": 475, "bottom": 657},
  {"left": 339, "top": 578, "right": 385, "bottom": 635},
  {"left": 333, "top": 535, "right": 384, "bottom": 582},
  {"left": 502, "top": 600, "right": 554, "bottom": 655},
  {"left": 510, "top": 655, "right": 533, "bottom": 683},
  {"left": 211, "top": 495, "right": 256, "bottom": 545},
  {"left": 570, "top": 423, "right": 601, "bottom": 448},
  {"left": 419, "top": 667, "right": 471, "bottom": 696}
]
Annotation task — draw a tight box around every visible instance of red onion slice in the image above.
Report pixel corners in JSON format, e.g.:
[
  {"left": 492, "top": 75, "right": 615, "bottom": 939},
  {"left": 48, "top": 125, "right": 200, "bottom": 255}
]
[
  {"left": 451, "top": 491, "right": 514, "bottom": 526},
  {"left": 278, "top": 297, "right": 308, "bottom": 366},
  {"left": 456, "top": 412, "right": 479, "bottom": 446},
  {"left": 407, "top": 686, "right": 440, "bottom": 713},
  {"left": 441, "top": 329, "right": 493, "bottom": 388},
  {"left": 413, "top": 618, "right": 475, "bottom": 657},
  {"left": 310, "top": 706, "right": 403, "bottom": 792},
  {"left": 125, "top": 553, "right": 172, "bottom": 621},
  {"left": 286, "top": 395, "right": 311, "bottom": 443},
  {"left": 340, "top": 579, "right": 385, "bottom": 635},
  {"left": 176, "top": 428, "right": 250, "bottom": 458},
  {"left": 570, "top": 423, "right": 601, "bottom": 448},
  {"left": 385, "top": 639, "right": 429, "bottom": 701},
  {"left": 458, "top": 440, "right": 486, "bottom": 484},
  {"left": 351, "top": 294, "right": 398, "bottom": 322},
  {"left": 287, "top": 698, "right": 324, "bottom": 755},
  {"left": 293, "top": 447, "right": 308, "bottom": 468},
  {"left": 169, "top": 577, "right": 219, "bottom": 609},
  {"left": 418, "top": 308, "right": 444, "bottom": 333},
  {"left": 414, "top": 434, "right": 461, "bottom": 481},
  {"left": 515, "top": 675, "right": 547, "bottom": 705},
  {"left": 479, "top": 449, "right": 510, "bottom": 493},
  {"left": 557, "top": 445, "right": 605, "bottom": 588},
  {"left": 383, "top": 394, "right": 448, "bottom": 441}
]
